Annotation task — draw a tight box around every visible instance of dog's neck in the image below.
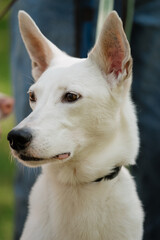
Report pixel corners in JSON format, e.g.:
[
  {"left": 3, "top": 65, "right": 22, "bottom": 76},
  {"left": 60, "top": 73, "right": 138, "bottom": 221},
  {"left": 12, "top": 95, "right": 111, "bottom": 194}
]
[{"left": 43, "top": 159, "right": 123, "bottom": 186}]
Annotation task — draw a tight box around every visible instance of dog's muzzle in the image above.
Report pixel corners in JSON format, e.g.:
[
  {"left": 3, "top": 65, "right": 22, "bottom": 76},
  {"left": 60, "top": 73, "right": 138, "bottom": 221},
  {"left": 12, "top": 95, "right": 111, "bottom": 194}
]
[{"left": 7, "top": 128, "right": 32, "bottom": 151}]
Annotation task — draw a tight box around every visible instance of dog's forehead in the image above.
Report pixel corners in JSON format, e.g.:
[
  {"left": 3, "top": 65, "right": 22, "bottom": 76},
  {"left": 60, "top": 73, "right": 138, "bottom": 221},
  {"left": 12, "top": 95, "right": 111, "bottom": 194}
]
[{"left": 31, "top": 58, "right": 108, "bottom": 94}]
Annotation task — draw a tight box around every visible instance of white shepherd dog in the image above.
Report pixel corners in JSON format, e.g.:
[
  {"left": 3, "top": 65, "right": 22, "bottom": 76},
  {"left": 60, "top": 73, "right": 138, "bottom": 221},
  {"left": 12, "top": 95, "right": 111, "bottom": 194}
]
[{"left": 8, "top": 11, "right": 144, "bottom": 240}]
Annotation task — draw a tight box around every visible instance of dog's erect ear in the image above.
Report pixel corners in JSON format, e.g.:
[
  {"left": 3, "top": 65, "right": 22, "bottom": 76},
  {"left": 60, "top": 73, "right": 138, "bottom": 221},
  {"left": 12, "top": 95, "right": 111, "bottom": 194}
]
[
  {"left": 18, "top": 11, "right": 60, "bottom": 81},
  {"left": 89, "top": 11, "right": 132, "bottom": 87}
]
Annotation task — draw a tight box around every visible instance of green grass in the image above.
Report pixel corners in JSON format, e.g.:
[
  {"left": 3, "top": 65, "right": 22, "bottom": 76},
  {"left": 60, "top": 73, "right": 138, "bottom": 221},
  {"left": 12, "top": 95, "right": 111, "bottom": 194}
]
[{"left": 0, "top": 9, "right": 15, "bottom": 240}]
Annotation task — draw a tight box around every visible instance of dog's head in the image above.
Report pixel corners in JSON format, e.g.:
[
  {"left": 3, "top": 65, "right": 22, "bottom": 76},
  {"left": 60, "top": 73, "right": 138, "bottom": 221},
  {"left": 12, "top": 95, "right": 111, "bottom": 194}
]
[{"left": 8, "top": 11, "right": 139, "bottom": 183}]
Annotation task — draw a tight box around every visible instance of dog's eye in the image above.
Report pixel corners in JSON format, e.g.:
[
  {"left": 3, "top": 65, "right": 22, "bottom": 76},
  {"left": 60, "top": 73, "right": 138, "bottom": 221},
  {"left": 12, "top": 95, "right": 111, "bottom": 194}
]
[
  {"left": 63, "top": 92, "right": 81, "bottom": 103},
  {"left": 29, "top": 91, "right": 36, "bottom": 102}
]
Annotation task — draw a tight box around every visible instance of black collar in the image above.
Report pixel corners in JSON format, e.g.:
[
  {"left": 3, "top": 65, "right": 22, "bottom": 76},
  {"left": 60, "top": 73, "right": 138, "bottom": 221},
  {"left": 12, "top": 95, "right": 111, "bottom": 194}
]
[{"left": 93, "top": 166, "right": 122, "bottom": 183}]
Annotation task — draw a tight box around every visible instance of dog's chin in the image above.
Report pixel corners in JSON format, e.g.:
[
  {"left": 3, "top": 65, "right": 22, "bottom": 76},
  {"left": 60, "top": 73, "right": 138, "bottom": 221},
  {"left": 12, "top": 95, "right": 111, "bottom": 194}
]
[{"left": 12, "top": 151, "right": 72, "bottom": 167}]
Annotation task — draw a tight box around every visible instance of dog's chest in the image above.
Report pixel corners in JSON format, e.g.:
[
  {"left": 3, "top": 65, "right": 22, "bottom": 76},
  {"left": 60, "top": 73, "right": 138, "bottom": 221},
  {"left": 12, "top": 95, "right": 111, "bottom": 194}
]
[
  {"left": 29, "top": 173, "right": 137, "bottom": 240},
  {"left": 48, "top": 184, "right": 110, "bottom": 239}
]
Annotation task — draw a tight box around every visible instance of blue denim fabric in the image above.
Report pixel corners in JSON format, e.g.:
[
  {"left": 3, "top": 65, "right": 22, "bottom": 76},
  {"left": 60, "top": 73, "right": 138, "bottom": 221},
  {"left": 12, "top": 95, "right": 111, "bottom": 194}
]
[
  {"left": 130, "top": 1, "right": 160, "bottom": 240},
  {"left": 134, "top": 0, "right": 160, "bottom": 26},
  {"left": 78, "top": 1, "right": 99, "bottom": 58}
]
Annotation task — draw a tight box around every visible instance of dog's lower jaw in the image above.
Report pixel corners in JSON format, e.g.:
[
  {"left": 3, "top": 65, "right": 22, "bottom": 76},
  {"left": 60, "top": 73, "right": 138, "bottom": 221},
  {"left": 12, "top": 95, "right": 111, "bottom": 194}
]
[
  {"left": 19, "top": 152, "right": 71, "bottom": 161},
  {"left": 11, "top": 150, "right": 72, "bottom": 167}
]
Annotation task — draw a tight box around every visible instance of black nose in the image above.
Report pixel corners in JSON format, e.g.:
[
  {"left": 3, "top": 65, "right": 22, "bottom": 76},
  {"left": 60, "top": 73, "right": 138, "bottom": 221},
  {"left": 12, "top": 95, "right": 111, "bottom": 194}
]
[{"left": 7, "top": 128, "right": 32, "bottom": 151}]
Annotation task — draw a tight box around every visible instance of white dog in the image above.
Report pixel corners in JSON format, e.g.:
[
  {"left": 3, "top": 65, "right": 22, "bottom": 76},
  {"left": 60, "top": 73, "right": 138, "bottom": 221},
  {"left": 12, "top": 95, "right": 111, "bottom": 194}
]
[{"left": 8, "top": 11, "right": 144, "bottom": 240}]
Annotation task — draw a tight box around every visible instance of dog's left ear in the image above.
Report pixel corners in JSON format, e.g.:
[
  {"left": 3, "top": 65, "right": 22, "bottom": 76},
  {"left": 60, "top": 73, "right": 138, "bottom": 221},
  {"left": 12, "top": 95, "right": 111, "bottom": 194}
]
[{"left": 89, "top": 11, "right": 132, "bottom": 88}]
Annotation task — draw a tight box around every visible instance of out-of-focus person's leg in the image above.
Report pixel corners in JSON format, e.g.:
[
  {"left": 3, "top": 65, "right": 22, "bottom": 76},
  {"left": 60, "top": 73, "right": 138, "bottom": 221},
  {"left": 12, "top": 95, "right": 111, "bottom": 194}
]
[
  {"left": 75, "top": 0, "right": 99, "bottom": 58},
  {"left": 131, "top": 1, "right": 160, "bottom": 239},
  {"left": 10, "top": 0, "right": 98, "bottom": 239},
  {"left": 10, "top": 1, "right": 75, "bottom": 239}
]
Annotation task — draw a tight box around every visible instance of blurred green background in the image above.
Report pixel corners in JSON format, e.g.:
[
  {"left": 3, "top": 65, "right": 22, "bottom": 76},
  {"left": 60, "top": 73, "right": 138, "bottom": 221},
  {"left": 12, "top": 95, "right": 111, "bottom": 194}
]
[{"left": 0, "top": 2, "right": 15, "bottom": 239}]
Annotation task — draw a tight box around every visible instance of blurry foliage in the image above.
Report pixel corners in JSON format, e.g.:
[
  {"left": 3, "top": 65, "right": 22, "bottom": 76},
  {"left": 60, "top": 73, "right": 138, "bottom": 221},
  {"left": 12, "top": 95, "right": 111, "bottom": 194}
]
[
  {"left": 0, "top": 5, "right": 11, "bottom": 94},
  {"left": 0, "top": 5, "right": 15, "bottom": 240}
]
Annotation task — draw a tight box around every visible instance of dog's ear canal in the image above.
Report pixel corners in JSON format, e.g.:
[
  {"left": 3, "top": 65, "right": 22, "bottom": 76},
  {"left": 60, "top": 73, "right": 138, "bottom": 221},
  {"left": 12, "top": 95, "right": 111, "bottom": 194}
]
[
  {"left": 88, "top": 11, "right": 132, "bottom": 86},
  {"left": 18, "top": 11, "right": 54, "bottom": 81}
]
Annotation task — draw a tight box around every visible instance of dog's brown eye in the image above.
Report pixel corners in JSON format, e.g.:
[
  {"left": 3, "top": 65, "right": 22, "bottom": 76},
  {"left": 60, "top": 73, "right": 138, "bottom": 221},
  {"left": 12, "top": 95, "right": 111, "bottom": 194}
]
[
  {"left": 29, "top": 91, "right": 36, "bottom": 102},
  {"left": 63, "top": 92, "right": 81, "bottom": 103}
]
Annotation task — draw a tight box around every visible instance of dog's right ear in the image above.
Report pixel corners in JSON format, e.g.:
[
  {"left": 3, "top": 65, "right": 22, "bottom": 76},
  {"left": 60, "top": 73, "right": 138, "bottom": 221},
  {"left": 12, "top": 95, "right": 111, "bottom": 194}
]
[{"left": 18, "top": 11, "right": 61, "bottom": 81}]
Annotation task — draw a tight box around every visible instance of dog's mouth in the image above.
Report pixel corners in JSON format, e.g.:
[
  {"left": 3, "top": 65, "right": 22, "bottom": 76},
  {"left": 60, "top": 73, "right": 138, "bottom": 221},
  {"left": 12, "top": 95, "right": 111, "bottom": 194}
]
[{"left": 19, "top": 152, "right": 71, "bottom": 162}]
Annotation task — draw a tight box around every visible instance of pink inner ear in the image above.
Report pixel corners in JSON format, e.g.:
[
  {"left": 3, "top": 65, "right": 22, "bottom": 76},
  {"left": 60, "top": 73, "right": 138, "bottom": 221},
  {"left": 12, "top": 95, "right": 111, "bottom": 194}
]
[
  {"left": 108, "top": 46, "right": 124, "bottom": 78},
  {"left": 104, "top": 30, "right": 125, "bottom": 78}
]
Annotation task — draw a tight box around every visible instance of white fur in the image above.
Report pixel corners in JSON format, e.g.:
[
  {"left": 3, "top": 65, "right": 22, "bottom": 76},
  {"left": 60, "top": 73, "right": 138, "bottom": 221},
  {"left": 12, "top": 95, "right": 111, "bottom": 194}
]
[{"left": 11, "top": 11, "right": 143, "bottom": 240}]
